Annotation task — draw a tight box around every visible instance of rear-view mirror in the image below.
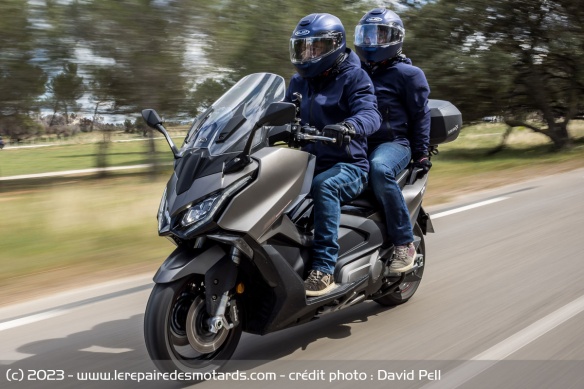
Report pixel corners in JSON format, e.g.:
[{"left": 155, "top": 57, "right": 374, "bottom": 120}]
[{"left": 255, "top": 102, "right": 296, "bottom": 128}]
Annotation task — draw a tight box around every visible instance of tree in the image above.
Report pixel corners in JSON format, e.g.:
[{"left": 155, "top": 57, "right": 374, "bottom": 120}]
[
  {"left": 87, "top": 67, "right": 117, "bottom": 132},
  {"left": 77, "top": 0, "right": 193, "bottom": 116},
  {"left": 405, "top": 0, "right": 584, "bottom": 150},
  {"left": 69, "top": 0, "right": 197, "bottom": 176},
  {"left": 46, "top": 62, "right": 85, "bottom": 125},
  {"left": 0, "top": 0, "right": 48, "bottom": 139}
]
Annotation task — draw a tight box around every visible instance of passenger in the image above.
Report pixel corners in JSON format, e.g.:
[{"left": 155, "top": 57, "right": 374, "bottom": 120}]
[{"left": 354, "top": 8, "right": 432, "bottom": 272}]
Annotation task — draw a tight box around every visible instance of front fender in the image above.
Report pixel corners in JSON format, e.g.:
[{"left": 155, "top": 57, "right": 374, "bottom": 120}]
[{"left": 153, "top": 244, "right": 228, "bottom": 284}]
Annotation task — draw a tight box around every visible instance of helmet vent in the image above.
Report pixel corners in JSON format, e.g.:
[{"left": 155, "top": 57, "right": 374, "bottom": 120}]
[{"left": 371, "top": 8, "right": 384, "bottom": 14}]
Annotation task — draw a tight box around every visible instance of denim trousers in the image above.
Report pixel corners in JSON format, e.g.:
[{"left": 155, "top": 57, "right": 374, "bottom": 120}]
[
  {"left": 311, "top": 163, "right": 368, "bottom": 275},
  {"left": 369, "top": 142, "right": 414, "bottom": 246}
]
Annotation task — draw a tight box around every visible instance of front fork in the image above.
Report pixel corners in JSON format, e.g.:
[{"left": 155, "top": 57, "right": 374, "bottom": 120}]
[{"left": 205, "top": 247, "right": 242, "bottom": 334}]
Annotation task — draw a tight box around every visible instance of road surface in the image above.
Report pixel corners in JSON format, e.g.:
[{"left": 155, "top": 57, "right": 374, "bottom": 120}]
[{"left": 1, "top": 168, "right": 584, "bottom": 389}]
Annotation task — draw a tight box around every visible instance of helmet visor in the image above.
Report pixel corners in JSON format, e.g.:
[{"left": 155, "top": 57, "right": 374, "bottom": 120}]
[
  {"left": 290, "top": 35, "right": 342, "bottom": 64},
  {"left": 354, "top": 24, "right": 404, "bottom": 47}
]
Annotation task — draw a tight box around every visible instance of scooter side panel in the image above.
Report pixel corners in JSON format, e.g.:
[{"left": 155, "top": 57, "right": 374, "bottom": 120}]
[
  {"left": 403, "top": 174, "right": 428, "bottom": 226},
  {"left": 248, "top": 213, "right": 384, "bottom": 334},
  {"left": 217, "top": 147, "right": 314, "bottom": 240}
]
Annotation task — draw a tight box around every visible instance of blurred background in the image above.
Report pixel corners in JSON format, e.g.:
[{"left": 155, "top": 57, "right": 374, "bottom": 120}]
[{"left": 1, "top": 0, "right": 583, "bottom": 304}]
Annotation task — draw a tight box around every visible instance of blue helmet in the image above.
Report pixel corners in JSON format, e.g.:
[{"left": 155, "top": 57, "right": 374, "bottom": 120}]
[
  {"left": 290, "top": 13, "right": 346, "bottom": 79},
  {"left": 354, "top": 8, "right": 405, "bottom": 64}
]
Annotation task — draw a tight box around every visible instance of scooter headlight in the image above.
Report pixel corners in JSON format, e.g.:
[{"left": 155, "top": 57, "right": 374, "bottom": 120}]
[
  {"left": 180, "top": 175, "right": 253, "bottom": 229},
  {"left": 182, "top": 193, "right": 221, "bottom": 227}
]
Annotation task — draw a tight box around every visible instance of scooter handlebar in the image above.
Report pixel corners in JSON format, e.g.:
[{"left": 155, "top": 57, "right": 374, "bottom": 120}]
[
  {"left": 295, "top": 133, "right": 337, "bottom": 143},
  {"left": 290, "top": 125, "right": 337, "bottom": 146}
]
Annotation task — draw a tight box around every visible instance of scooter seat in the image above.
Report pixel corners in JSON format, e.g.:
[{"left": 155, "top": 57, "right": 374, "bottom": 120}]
[
  {"left": 343, "top": 187, "right": 378, "bottom": 209},
  {"left": 343, "top": 168, "right": 411, "bottom": 209}
]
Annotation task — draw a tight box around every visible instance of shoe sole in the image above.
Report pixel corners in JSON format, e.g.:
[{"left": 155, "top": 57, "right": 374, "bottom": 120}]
[
  {"left": 390, "top": 260, "right": 415, "bottom": 273},
  {"left": 306, "top": 283, "right": 337, "bottom": 297}
]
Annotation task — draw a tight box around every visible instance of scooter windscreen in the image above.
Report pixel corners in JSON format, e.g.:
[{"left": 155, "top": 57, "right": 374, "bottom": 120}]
[{"left": 182, "top": 73, "right": 286, "bottom": 157}]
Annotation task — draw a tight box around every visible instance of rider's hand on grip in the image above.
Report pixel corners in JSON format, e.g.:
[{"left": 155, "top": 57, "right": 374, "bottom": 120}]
[
  {"left": 413, "top": 154, "right": 432, "bottom": 176},
  {"left": 322, "top": 122, "right": 355, "bottom": 147}
]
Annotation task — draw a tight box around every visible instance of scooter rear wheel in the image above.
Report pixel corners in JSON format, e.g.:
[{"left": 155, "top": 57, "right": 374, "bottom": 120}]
[
  {"left": 144, "top": 275, "right": 242, "bottom": 375},
  {"left": 374, "top": 223, "right": 426, "bottom": 306}
]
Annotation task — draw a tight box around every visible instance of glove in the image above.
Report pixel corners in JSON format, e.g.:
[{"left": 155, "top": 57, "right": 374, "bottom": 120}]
[
  {"left": 322, "top": 122, "right": 356, "bottom": 147},
  {"left": 413, "top": 154, "right": 432, "bottom": 175}
]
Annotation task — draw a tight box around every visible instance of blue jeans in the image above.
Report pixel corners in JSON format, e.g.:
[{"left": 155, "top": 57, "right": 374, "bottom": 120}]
[
  {"left": 369, "top": 142, "right": 414, "bottom": 246},
  {"left": 311, "top": 163, "right": 368, "bottom": 275}
]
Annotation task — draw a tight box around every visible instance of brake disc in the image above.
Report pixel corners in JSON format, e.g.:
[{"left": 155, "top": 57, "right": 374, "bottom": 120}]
[{"left": 185, "top": 296, "right": 229, "bottom": 353}]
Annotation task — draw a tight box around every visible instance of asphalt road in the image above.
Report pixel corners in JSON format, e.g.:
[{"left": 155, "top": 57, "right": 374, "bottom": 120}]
[{"left": 1, "top": 167, "right": 584, "bottom": 389}]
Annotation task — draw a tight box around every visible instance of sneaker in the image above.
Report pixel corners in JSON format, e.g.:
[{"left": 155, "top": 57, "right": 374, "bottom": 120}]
[
  {"left": 389, "top": 243, "right": 416, "bottom": 273},
  {"left": 304, "top": 270, "right": 336, "bottom": 297}
]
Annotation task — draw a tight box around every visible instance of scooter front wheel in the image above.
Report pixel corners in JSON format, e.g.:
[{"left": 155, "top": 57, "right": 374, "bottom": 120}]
[
  {"left": 374, "top": 223, "right": 426, "bottom": 306},
  {"left": 143, "top": 275, "right": 242, "bottom": 375}
]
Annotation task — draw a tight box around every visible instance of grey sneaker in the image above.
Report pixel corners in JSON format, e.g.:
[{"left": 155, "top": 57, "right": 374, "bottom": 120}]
[
  {"left": 304, "top": 270, "right": 336, "bottom": 297},
  {"left": 389, "top": 243, "right": 416, "bottom": 273}
]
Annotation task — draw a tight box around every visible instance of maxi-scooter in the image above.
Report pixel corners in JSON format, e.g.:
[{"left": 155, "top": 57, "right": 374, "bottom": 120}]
[{"left": 141, "top": 72, "right": 461, "bottom": 374}]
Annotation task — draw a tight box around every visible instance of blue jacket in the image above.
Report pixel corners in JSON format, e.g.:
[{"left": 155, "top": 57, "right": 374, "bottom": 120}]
[
  {"left": 365, "top": 57, "right": 431, "bottom": 160},
  {"left": 285, "top": 49, "right": 381, "bottom": 175}
]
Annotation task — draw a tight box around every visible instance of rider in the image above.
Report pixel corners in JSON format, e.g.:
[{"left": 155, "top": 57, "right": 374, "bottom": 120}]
[
  {"left": 286, "top": 13, "right": 381, "bottom": 296},
  {"left": 354, "top": 8, "right": 432, "bottom": 272}
]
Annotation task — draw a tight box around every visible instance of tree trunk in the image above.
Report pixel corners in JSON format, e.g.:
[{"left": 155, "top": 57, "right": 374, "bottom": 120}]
[
  {"left": 49, "top": 104, "right": 59, "bottom": 127},
  {"left": 544, "top": 119, "right": 571, "bottom": 151},
  {"left": 96, "top": 129, "right": 111, "bottom": 178},
  {"left": 488, "top": 125, "right": 514, "bottom": 155},
  {"left": 504, "top": 118, "right": 572, "bottom": 151},
  {"left": 91, "top": 102, "right": 101, "bottom": 132}
]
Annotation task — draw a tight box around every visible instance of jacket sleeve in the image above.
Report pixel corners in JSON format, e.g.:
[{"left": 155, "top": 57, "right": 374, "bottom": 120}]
[
  {"left": 343, "top": 69, "right": 382, "bottom": 138},
  {"left": 403, "top": 67, "right": 431, "bottom": 159}
]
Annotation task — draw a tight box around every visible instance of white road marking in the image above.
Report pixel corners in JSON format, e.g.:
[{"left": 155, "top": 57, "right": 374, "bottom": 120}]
[
  {"left": 80, "top": 346, "right": 133, "bottom": 354},
  {"left": 0, "top": 275, "right": 152, "bottom": 332},
  {"left": 0, "top": 310, "right": 69, "bottom": 332},
  {"left": 431, "top": 197, "right": 510, "bottom": 219},
  {"left": 421, "top": 294, "right": 584, "bottom": 388}
]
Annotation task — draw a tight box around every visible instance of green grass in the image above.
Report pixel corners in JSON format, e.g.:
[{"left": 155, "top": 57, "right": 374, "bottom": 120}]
[
  {"left": 422, "top": 121, "right": 584, "bottom": 204},
  {"left": 0, "top": 174, "right": 173, "bottom": 284},
  {"left": 1, "top": 122, "right": 584, "bottom": 300},
  {"left": 0, "top": 131, "right": 185, "bottom": 177}
]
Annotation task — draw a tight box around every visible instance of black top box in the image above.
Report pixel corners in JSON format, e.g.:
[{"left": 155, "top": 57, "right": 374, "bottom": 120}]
[{"left": 428, "top": 99, "right": 462, "bottom": 145}]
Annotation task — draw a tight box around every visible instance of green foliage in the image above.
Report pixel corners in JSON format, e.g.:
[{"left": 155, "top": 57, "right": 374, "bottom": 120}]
[
  {"left": 188, "top": 77, "right": 236, "bottom": 116},
  {"left": 0, "top": 0, "right": 48, "bottom": 126},
  {"left": 405, "top": 0, "right": 584, "bottom": 148},
  {"left": 46, "top": 62, "right": 85, "bottom": 123},
  {"left": 78, "top": 0, "right": 193, "bottom": 115}
]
